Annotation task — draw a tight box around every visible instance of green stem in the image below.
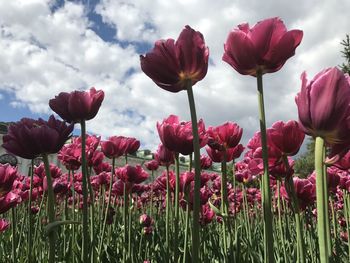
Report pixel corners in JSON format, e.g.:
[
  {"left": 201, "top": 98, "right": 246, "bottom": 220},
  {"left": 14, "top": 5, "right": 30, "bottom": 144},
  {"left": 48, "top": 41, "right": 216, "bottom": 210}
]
[
  {"left": 43, "top": 153, "right": 56, "bottom": 263},
  {"left": 28, "top": 159, "right": 34, "bottom": 263},
  {"left": 322, "top": 148, "right": 332, "bottom": 256},
  {"left": 98, "top": 157, "right": 115, "bottom": 257},
  {"left": 123, "top": 183, "right": 128, "bottom": 263},
  {"left": 174, "top": 153, "right": 180, "bottom": 262},
  {"left": 256, "top": 72, "right": 274, "bottom": 263},
  {"left": 165, "top": 166, "right": 171, "bottom": 261},
  {"left": 277, "top": 180, "right": 288, "bottom": 263},
  {"left": 186, "top": 81, "right": 201, "bottom": 262},
  {"left": 183, "top": 188, "right": 190, "bottom": 263},
  {"left": 221, "top": 152, "right": 228, "bottom": 262},
  {"left": 80, "top": 120, "right": 90, "bottom": 262},
  {"left": 315, "top": 137, "right": 329, "bottom": 263},
  {"left": 11, "top": 207, "right": 16, "bottom": 263}
]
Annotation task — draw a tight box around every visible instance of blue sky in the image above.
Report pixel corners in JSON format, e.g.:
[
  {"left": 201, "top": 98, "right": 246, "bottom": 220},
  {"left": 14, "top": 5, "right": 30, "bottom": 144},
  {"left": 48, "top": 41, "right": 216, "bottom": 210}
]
[{"left": 0, "top": 0, "right": 349, "bottom": 151}]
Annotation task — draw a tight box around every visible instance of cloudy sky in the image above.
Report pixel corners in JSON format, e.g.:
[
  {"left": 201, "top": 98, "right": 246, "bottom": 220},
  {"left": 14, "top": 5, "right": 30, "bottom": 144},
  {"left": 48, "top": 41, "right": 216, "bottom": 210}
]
[{"left": 0, "top": 0, "right": 349, "bottom": 152}]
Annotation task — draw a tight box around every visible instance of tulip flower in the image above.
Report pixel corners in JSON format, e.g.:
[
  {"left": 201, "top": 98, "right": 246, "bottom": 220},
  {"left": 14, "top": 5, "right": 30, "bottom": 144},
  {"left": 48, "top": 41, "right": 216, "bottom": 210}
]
[
  {"left": 295, "top": 67, "right": 350, "bottom": 146},
  {"left": 223, "top": 17, "right": 303, "bottom": 76},
  {"left": 0, "top": 218, "right": 10, "bottom": 232},
  {"left": 268, "top": 120, "right": 305, "bottom": 156},
  {"left": 154, "top": 144, "right": 175, "bottom": 168},
  {"left": 2, "top": 116, "right": 74, "bottom": 159},
  {"left": 200, "top": 154, "right": 213, "bottom": 169},
  {"left": 0, "top": 164, "right": 18, "bottom": 197},
  {"left": 49, "top": 87, "right": 104, "bottom": 123},
  {"left": 101, "top": 136, "right": 128, "bottom": 159},
  {"left": 207, "top": 122, "right": 243, "bottom": 151},
  {"left": 140, "top": 26, "right": 209, "bottom": 93},
  {"left": 116, "top": 165, "right": 149, "bottom": 185},
  {"left": 157, "top": 115, "right": 208, "bottom": 155},
  {"left": 141, "top": 25, "right": 209, "bottom": 261},
  {"left": 144, "top": 160, "right": 159, "bottom": 171}
]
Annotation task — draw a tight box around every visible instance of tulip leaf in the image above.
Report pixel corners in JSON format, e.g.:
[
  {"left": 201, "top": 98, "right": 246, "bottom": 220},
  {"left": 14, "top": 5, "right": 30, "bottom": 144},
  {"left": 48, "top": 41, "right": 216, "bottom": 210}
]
[{"left": 44, "top": 220, "right": 81, "bottom": 235}]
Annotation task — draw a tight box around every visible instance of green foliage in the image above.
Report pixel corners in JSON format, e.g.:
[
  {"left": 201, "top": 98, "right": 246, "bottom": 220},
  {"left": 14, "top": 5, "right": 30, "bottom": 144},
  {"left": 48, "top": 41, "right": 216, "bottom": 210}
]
[
  {"left": 340, "top": 34, "right": 350, "bottom": 74},
  {"left": 294, "top": 137, "right": 315, "bottom": 177}
]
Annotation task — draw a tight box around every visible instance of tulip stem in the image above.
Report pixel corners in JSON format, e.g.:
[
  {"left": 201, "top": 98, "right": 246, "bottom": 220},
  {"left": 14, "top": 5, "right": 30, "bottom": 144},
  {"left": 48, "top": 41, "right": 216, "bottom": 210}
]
[
  {"left": 165, "top": 166, "right": 171, "bottom": 261},
  {"left": 174, "top": 153, "right": 180, "bottom": 262},
  {"left": 221, "top": 152, "right": 228, "bottom": 262},
  {"left": 27, "top": 159, "right": 34, "bottom": 263},
  {"left": 80, "top": 120, "right": 90, "bottom": 263},
  {"left": 315, "top": 137, "right": 329, "bottom": 263},
  {"left": 186, "top": 80, "right": 201, "bottom": 262},
  {"left": 256, "top": 72, "right": 274, "bottom": 263},
  {"left": 11, "top": 207, "right": 16, "bottom": 263},
  {"left": 98, "top": 157, "right": 115, "bottom": 258},
  {"left": 183, "top": 188, "right": 190, "bottom": 263},
  {"left": 43, "top": 153, "right": 56, "bottom": 263}
]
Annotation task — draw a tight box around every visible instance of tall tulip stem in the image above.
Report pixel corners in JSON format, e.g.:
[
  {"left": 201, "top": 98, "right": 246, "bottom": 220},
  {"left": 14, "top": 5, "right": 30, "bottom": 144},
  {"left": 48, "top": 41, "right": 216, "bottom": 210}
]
[
  {"left": 27, "top": 159, "right": 34, "bottom": 263},
  {"left": 315, "top": 137, "right": 329, "bottom": 263},
  {"left": 186, "top": 80, "right": 201, "bottom": 262},
  {"left": 80, "top": 120, "right": 90, "bottom": 263},
  {"left": 174, "top": 153, "right": 180, "bottom": 261},
  {"left": 43, "top": 153, "right": 56, "bottom": 263},
  {"left": 256, "top": 72, "right": 274, "bottom": 263}
]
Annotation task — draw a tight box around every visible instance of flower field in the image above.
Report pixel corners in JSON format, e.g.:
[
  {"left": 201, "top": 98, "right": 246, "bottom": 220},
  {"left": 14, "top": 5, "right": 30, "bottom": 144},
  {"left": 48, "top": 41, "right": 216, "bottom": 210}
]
[{"left": 1, "top": 17, "right": 350, "bottom": 263}]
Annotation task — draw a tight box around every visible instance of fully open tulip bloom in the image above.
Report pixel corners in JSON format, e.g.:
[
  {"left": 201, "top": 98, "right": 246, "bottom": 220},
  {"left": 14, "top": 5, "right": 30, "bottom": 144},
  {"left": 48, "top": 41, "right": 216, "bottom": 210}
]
[
  {"left": 296, "top": 67, "right": 350, "bottom": 145},
  {"left": 223, "top": 17, "right": 303, "bottom": 76},
  {"left": 140, "top": 25, "right": 209, "bottom": 92},
  {"left": 101, "top": 136, "right": 128, "bottom": 159},
  {"left": 157, "top": 115, "right": 208, "bottom": 155},
  {"left": 2, "top": 116, "right": 74, "bottom": 159},
  {"left": 49, "top": 87, "right": 104, "bottom": 123}
]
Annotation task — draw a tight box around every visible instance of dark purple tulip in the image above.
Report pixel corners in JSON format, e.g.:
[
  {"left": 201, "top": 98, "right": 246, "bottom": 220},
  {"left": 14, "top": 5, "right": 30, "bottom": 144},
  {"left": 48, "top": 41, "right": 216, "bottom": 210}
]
[
  {"left": 2, "top": 115, "right": 74, "bottom": 159},
  {"left": 125, "top": 137, "right": 140, "bottom": 154},
  {"left": 206, "top": 144, "right": 244, "bottom": 163},
  {"left": 49, "top": 87, "right": 104, "bottom": 123},
  {"left": 140, "top": 25, "right": 209, "bottom": 93},
  {"left": 223, "top": 17, "right": 303, "bottom": 76},
  {"left": 58, "top": 142, "right": 81, "bottom": 170},
  {"left": 295, "top": 68, "right": 350, "bottom": 145},
  {"left": 200, "top": 154, "right": 212, "bottom": 169},
  {"left": 268, "top": 120, "right": 305, "bottom": 156},
  {"left": 139, "top": 214, "right": 153, "bottom": 227},
  {"left": 157, "top": 115, "right": 207, "bottom": 155}
]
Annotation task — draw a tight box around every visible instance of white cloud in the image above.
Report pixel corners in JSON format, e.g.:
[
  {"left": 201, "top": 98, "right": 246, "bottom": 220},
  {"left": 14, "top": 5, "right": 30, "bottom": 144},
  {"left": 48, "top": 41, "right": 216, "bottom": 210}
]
[{"left": 0, "top": 0, "right": 349, "bottom": 153}]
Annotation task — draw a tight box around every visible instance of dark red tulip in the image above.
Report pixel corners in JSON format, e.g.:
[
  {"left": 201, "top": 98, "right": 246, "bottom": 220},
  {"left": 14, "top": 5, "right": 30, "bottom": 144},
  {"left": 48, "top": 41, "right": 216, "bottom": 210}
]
[
  {"left": 34, "top": 163, "right": 62, "bottom": 179},
  {"left": 144, "top": 160, "right": 159, "bottom": 171},
  {"left": 157, "top": 115, "right": 207, "bottom": 155},
  {"left": 49, "top": 87, "right": 104, "bottom": 123},
  {"left": 139, "top": 214, "right": 153, "bottom": 227},
  {"left": 200, "top": 204, "right": 215, "bottom": 226},
  {"left": 295, "top": 68, "right": 350, "bottom": 145},
  {"left": 101, "top": 136, "right": 128, "bottom": 159},
  {"left": 206, "top": 144, "right": 244, "bottom": 163},
  {"left": 154, "top": 144, "right": 174, "bottom": 167},
  {"left": 180, "top": 171, "right": 195, "bottom": 192},
  {"left": 269, "top": 158, "right": 294, "bottom": 180},
  {"left": 2, "top": 115, "right": 73, "bottom": 159},
  {"left": 140, "top": 25, "right": 209, "bottom": 93},
  {"left": 200, "top": 154, "right": 212, "bottom": 169},
  {"left": 223, "top": 17, "right": 303, "bottom": 76},
  {"left": 116, "top": 165, "right": 149, "bottom": 184},
  {"left": 58, "top": 142, "right": 81, "bottom": 170},
  {"left": 281, "top": 177, "right": 315, "bottom": 210},
  {"left": 0, "top": 164, "right": 18, "bottom": 197},
  {"left": 94, "top": 162, "right": 112, "bottom": 175},
  {"left": 0, "top": 191, "right": 21, "bottom": 214},
  {"left": 125, "top": 137, "right": 140, "bottom": 154},
  {"left": 207, "top": 122, "right": 242, "bottom": 151},
  {"left": 268, "top": 120, "right": 305, "bottom": 156}
]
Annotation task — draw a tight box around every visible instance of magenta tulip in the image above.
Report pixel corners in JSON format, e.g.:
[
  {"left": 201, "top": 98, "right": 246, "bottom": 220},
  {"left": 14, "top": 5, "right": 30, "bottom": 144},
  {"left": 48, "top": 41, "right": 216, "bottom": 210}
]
[
  {"left": 144, "top": 160, "right": 159, "bottom": 171},
  {"left": 157, "top": 115, "right": 207, "bottom": 155},
  {"left": 140, "top": 25, "right": 209, "bottom": 92},
  {"left": 0, "top": 218, "right": 10, "bottom": 232},
  {"left": 223, "top": 17, "right": 303, "bottom": 76},
  {"left": 116, "top": 165, "right": 149, "bottom": 184},
  {"left": 295, "top": 67, "right": 350, "bottom": 145},
  {"left": 207, "top": 122, "right": 242, "bottom": 151},
  {"left": 101, "top": 136, "right": 128, "bottom": 159},
  {"left": 49, "top": 87, "right": 104, "bottom": 123},
  {"left": 154, "top": 143, "right": 175, "bottom": 167}
]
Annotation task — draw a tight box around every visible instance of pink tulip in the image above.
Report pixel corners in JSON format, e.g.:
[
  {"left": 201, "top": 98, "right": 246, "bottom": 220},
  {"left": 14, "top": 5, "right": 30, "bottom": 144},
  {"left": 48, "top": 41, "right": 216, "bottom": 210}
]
[
  {"left": 223, "top": 17, "right": 303, "bottom": 76},
  {"left": 207, "top": 122, "right": 242, "bottom": 151}
]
